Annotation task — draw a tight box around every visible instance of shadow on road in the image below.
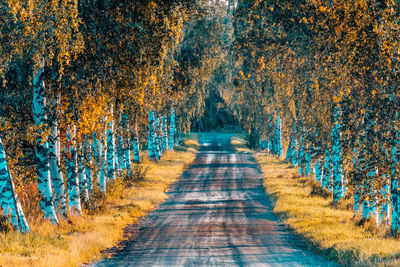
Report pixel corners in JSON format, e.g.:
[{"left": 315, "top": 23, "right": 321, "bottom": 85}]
[{"left": 95, "top": 132, "right": 337, "bottom": 267}]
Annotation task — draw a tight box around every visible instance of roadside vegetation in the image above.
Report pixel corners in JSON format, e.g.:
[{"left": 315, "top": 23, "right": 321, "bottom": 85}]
[
  {"left": 232, "top": 134, "right": 400, "bottom": 266},
  {"left": 0, "top": 135, "right": 198, "bottom": 267}
]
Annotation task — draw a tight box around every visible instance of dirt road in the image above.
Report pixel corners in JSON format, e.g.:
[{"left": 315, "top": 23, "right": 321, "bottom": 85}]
[{"left": 95, "top": 133, "right": 336, "bottom": 266}]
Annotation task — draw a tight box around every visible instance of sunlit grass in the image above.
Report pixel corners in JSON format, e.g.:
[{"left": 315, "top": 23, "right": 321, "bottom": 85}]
[
  {"left": 230, "top": 134, "right": 252, "bottom": 153},
  {"left": 256, "top": 153, "right": 400, "bottom": 266},
  {"left": 0, "top": 134, "right": 198, "bottom": 267},
  {"left": 231, "top": 134, "right": 400, "bottom": 266}
]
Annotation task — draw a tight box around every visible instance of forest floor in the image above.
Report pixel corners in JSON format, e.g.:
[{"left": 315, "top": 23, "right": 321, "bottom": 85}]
[
  {"left": 231, "top": 135, "right": 400, "bottom": 266},
  {"left": 94, "top": 132, "right": 334, "bottom": 266},
  {"left": 0, "top": 134, "right": 199, "bottom": 267}
]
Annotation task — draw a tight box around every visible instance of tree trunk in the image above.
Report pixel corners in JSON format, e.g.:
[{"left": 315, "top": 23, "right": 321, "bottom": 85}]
[
  {"left": 0, "top": 137, "right": 30, "bottom": 232},
  {"left": 48, "top": 96, "right": 67, "bottom": 218},
  {"left": 285, "top": 132, "right": 295, "bottom": 163},
  {"left": 379, "top": 174, "right": 390, "bottom": 224},
  {"left": 98, "top": 138, "right": 107, "bottom": 193},
  {"left": 155, "top": 117, "right": 162, "bottom": 160},
  {"left": 297, "top": 137, "right": 305, "bottom": 176},
  {"left": 391, "top": 138, "right": 400, "bottom": 232},
  {"left": 132, "top": 120, "right": 141, "bottom": 163},
  {"left": 331, "top": 106, "right": 344, "bottom": 202},
  {"left": 274, "top": 110, "right": 283, "bottom": 157},
  {"left": 106, "top": 106, "right": 116, "bottom": 180},
  {"left": 322, "top": 147, "right": 332, "bottom": 190},
  {"left": 314, "top": 159, "right": 322, "bottom": 182},
  {"left": 65, "top": 126, "right": 82, "bottom": 216},
  {"left": 117, "top": 135, "right": 124, "bottom": 173},
  {"left": 162, "top": 116, "right": 168, "bottom": 151},
  {"left": 78, "top": 145, "right": 89, "bottom": 204},
  {"left": 305, "top": 145, "right": 312, "bottom": 178},
  {"left": 292, "top": 139, "right": 299, "bottom": 166},
  {"left": 85, "top": 140, "right": 93, "bottom": 194},
  {"left": 148, "top": 110, "right": 157, "bottom": 160},
  {"left": 169, "top": 109, "right": 175, "bottom": 151},
  {"left": 32, "top": 64, "right": 58, "bottom": 224}
]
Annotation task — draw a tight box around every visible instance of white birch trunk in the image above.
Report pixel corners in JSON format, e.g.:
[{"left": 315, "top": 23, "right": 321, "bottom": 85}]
[
  {"left": 98, "top": 139, "right": 107, "bottom": 193},
  {"left": 148, "top": 110, "right": 157, "bottom": 160},
  {"left": 162, "top": 116, "right": 168, "bottom": 151},
  {"left": 106, "top": 105, "right": 116, "bottom": 180},
  {"left": 78, "top": 145, "right": 89, "bottom": 203},
  {"left": 32, "top": 63, "right": 58, "bottom": 224},
  {"left": 0, "top": 137, "right": 30, "bottom": 232},
  {"left": 65, "top": 126, "right": 82, "bottom": 215},
  {"left": 392, "top": 128, "right": 400, "bottom": 232},
  {"left": 274, "top": 110, "right": 283, "bottom": 157},
  {"left": 331, "top": 106, "right": 344, "bottom": 202},
  {"left": 85, "top": 140, "right": 93, "bottom": 194},
  {"left": 48, "top": 96, "right": 67, "bottom": 218},
  {"left": 169, "top": 109, "right": 175, "bottom": 151},
  {"left": 322, "top": 147, "right": 332, "bottom": 191},
  {"left": 117, "top": 135, "right": 124, "bottom": 173},
  {"left": 132, "top": 120, "right": 141, "bottom": 163}
]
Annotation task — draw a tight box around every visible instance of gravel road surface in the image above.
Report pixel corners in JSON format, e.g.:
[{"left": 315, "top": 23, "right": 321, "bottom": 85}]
[{"left": 95, "top": 133, "right": 336, "bottom": 267}]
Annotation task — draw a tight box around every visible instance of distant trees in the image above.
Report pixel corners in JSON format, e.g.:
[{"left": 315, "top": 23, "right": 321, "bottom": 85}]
[{"left": 224, "top": 0, "right": 400, "bottom": 233}]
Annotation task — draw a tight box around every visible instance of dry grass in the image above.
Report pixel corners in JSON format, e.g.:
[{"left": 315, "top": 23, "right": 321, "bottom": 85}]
[
  {"left": 229, "top": 134, "right": 400, "bottom": 266},
  {"left": 255, "top": 153, "right": 400, "bottom": 266},
  {"left": 230, "top": 134, "right": 252, "bottom": 153},
  {"left": 0, "top": 134, "right": 198, "bottom": 267}
]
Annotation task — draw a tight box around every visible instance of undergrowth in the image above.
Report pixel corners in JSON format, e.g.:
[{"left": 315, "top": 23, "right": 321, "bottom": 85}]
[{"left": 0, "top": 212, "right": 13, "bottom": 233}]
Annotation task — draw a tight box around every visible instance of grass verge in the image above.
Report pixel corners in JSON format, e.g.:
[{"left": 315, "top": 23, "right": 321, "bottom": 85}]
[
  {"left": 0, "top": 134, "right": 198, "bottom": 267},
  {"left": 231, "top": 134, "right": 400, "bottom": 266},
  {"left": 230, "top": 134, "right": 252, "bottom": 153}
]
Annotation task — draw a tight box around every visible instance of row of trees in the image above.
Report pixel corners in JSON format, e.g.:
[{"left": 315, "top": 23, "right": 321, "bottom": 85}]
[
  {"left": 222, "top": 0, "right": 400, "bottom": 233},
  {"left": 0, "top": 0, "right": 228, "bottom": 232}
]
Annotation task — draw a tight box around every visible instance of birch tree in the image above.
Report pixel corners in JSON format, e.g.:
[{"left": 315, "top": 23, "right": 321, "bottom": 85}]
[{"left": 0, "top": 137, "right": 30, "bottom": 232}]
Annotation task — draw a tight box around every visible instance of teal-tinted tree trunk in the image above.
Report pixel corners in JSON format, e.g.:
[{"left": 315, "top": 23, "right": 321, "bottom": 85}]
[
  {"left": 285, "top": 127, "right": 295, "bottom": 163},
  {"left": 132, "top": 121, "right": 141, "bottom": 163},
  {"left": 274, "top": 110, "right": 283, "bottom": 157},
  {"left": 322, "top": 147, "right": 332, "bottom": 190},
  {"left": 148, "top": 110, "right": 157, "bottom": 160},
  {"left": 297, "top": 137, "right": 305, "bottom": 176},
  {"left": 98, "top": 139, "right": 107, "bottom": 193},
  {"left": 178, "top": 131, "right": 183, "bottom": 145},
  {"left": 65, "top": 127, "right": 82, "bottom": 215},
  {"left": 379, "top": 174, "right": 390, "bottom": 224},
  {"left": 48, "top": 114, "right": 67, "bottom": 218},
  {"left": 84, "top": 140, "right": 93, "bottom": 194},
  {"left": 331, "top": 106, "right": 344, "bottom": 202},
  {"left": 124, "top": 138, "right": 132, "bottom": 173},
  {"left": 305, "top": 145, "right": 313, "bottom": 178},
  {"left": 314, "top": 159, "right": 322, "bottom": 182},
  {"left": 0, "top": 137, "right": 30, "bottom": 232},
  {"left": 267, "top": 115, "right": 273, "bottom": 153},
  {"left": 106, "top": 111, "right": 116, "bottom": 180},
  {"left": 92, "top": 132, "right": 105, "bottom": 192},
  {"left": 155, "top": 117, "right": 162, "bottom": 160},
  {"left": 78, "top": 146, "right": 89, "bottom": 203},
  {"left": 116, "top": 135, "right": 124, "bottom": 173},
  {"left": 362, "top": 170, "right": 378, "bottom": 222},
  {"left": 391, "top": 137, "right": 400, "bottom": 233},
  {"left": 353, "top": 149, "right": 361, "bottom": 215},
  {"left": 169, "top": 109, "right": 175, "bottom": 151},
  {"left": 259, "top": 139, "right": 267, "bottom": 151},
  {"left": 291, "top": 139, "right": 298, "bottom": 166},
  {"left": 32, "top": 65, "right": 58, "bottom": 224},
  {"left": 162, "top": 116, "right": 168, "bottom": 152}
]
